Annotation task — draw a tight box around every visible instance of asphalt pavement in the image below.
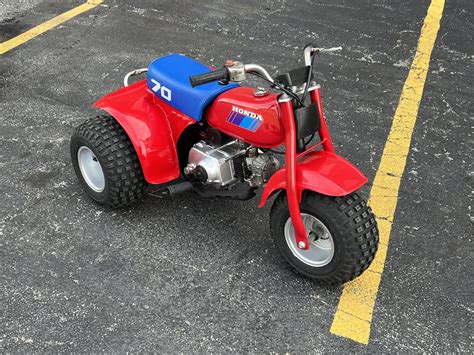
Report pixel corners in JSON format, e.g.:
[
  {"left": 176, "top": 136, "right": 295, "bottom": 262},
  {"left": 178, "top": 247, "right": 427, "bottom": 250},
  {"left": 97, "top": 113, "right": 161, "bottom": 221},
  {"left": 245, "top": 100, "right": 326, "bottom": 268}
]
[{"left": 1, "top": 0, "right": 472, "bottom": 352}]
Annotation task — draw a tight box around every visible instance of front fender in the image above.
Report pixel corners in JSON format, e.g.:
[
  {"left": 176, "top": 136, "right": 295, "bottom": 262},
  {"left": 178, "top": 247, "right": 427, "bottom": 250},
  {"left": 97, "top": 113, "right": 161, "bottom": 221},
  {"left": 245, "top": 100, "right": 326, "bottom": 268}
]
[
  {"left": 94, "top": 80, "right": 195, "bottom": 184},
  {"left": 259, "top": 150, "right": 368, "bottom": 207}
]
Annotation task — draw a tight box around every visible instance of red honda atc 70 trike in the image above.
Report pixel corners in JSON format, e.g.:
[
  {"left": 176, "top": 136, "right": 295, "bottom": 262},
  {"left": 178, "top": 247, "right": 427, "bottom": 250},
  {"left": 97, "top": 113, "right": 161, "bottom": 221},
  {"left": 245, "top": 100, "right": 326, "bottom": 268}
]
[{"left": 71, "top": 45, "right": 379, "bottom": 284}]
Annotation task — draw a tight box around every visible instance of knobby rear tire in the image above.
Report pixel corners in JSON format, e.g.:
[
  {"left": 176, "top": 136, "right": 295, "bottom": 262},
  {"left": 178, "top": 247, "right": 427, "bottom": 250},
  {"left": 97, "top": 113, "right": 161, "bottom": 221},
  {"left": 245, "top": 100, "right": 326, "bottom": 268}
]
[{"left": 70, "top": 115, "right": 147, "bottom": 208}]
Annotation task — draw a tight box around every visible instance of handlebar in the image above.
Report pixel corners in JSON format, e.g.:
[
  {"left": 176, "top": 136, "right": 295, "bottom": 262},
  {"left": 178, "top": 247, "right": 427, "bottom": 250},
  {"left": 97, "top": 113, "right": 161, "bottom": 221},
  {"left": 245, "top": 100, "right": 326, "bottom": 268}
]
[
  {"left": 189, "top": 45, "right": 341, "bottom": 88},
  {"left": 189, "top": 68, "right": 230, "bottom": 87},
  {"left": 189, "top": 62, "right": 273, "bottom": 87},
  {"left": 304, "top": 44, "right": 342, "bottom": 66}
]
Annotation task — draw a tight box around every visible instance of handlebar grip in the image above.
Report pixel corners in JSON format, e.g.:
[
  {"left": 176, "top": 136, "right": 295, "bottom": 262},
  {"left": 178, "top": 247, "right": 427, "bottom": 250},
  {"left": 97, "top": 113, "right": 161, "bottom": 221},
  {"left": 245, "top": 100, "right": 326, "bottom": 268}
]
[{"left": 189, "top": 68, "right": 229, "bottom": 87}]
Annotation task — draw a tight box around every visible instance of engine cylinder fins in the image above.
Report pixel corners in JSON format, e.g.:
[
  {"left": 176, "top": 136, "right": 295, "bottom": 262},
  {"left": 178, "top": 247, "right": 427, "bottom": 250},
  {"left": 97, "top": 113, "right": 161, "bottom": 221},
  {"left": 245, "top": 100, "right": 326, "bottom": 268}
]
[
  {"left": 246, "top": 154, "right": 280, "bottom": 187},
  {"left": 232, "top": 154, "right": 252, "bottom": 181}
]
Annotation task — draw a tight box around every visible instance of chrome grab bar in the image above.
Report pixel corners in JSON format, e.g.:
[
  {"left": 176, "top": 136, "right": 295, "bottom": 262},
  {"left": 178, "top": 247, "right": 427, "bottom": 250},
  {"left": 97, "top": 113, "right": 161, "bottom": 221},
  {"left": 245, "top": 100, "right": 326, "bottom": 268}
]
[{"left": 123, "top": 68, "right": 148, "bottom": 87}]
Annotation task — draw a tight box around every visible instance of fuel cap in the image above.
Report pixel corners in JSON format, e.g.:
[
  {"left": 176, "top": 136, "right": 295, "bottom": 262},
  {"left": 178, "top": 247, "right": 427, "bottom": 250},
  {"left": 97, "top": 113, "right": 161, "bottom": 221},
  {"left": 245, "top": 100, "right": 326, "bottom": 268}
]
[{"left": 254, "top": 87, "right": 268, "bottom": 97}]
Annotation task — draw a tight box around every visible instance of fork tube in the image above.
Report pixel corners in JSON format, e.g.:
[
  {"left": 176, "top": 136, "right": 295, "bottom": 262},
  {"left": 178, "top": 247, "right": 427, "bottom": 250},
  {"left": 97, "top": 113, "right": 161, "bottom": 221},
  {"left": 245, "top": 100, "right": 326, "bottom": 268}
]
[
  {"left": 280, "top": 99, "right": 309, "bottom": 250},
  {"left": 310, "top": 87, "right": 335, "bottom": 152}
]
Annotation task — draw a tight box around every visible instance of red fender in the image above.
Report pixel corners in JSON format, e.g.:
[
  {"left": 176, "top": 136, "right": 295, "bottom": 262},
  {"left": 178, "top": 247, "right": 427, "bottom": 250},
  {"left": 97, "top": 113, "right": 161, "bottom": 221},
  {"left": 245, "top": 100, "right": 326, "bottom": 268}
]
[
  {"left": 259, "top": 150, "right": 368, "bottom": 207},
  {"left": 94, "top": 80, "right": 195, "bottom": 184}
]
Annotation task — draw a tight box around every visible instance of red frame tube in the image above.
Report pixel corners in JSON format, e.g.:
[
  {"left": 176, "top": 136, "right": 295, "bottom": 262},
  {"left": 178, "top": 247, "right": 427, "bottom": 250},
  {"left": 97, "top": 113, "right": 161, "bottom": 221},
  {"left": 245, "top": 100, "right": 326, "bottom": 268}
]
[
  {"left": 278, "top": 87, "right": 334, "bottom": 250},
  {"left": 296, "top": 138, "right": 326, "bottom": 159},
  {"left": 280, "top": 99, "right": 309, "bottom": 250},
  {"left": 310, "top": 87, "right": 335, "bottom": 152}
]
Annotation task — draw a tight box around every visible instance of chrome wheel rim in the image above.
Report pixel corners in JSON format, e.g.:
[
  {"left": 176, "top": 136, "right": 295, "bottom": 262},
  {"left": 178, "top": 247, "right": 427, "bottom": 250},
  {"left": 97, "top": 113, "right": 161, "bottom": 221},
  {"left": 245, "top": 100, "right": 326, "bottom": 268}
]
[
  {"left": 284, "top": 213, "right": 335, "bottom": 267},
  {"left": 77, "top": 146, "right": 105, "bottom": 192}
]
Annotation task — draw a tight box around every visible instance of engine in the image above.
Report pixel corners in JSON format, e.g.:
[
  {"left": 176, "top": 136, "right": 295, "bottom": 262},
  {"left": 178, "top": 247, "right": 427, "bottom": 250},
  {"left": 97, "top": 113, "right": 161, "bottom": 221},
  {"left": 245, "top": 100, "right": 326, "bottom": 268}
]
[
  {"left": 184, "top": 140, "right": 280, "bottom": 188},
  {"left": 245, "top": 149, "right": 280, "bottom": 187}
]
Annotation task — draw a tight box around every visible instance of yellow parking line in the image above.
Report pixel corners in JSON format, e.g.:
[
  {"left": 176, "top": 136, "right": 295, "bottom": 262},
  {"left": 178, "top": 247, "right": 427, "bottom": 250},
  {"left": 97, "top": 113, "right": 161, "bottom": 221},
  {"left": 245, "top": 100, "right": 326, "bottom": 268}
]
[
  {"left": 0, "top": 0, "right": 103, "bottom": 55},
  {"left": 330, "top": 0, "right": 445, "bottom": 345}
]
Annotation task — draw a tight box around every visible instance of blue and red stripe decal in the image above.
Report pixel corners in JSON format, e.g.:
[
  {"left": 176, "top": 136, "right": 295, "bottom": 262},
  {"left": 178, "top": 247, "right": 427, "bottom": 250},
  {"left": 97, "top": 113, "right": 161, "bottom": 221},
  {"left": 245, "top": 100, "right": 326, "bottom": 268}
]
[{"left": 226, "top": 111, "right": 263, "bottom": 132}]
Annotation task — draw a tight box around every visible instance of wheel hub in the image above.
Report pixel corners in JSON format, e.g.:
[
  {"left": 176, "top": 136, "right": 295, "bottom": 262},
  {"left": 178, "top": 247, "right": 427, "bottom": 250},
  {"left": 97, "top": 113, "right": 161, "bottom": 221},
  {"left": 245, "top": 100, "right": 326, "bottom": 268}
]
[
  {"left": 77, "top": 146, "right": 105, "bottom": 192},
  {"left": 284, "top": 213, "right": 335, "bottom": 267}
]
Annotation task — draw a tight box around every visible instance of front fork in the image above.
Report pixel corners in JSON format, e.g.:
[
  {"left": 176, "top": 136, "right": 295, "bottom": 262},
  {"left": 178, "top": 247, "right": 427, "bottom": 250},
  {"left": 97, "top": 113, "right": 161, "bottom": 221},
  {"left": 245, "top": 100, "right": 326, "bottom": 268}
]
[{"left": 279, "top": 86, "right": 334, "bottom": 250}]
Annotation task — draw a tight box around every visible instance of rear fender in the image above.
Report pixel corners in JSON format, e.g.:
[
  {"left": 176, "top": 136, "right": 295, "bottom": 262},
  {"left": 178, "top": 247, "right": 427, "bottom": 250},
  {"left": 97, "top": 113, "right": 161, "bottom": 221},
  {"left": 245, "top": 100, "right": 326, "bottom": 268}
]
[
  {"left": 94, "top": 80, "right": 195, "bottom": 184},
  {"left": 259, "top": 150, "right": 368, "bottom": 207}
]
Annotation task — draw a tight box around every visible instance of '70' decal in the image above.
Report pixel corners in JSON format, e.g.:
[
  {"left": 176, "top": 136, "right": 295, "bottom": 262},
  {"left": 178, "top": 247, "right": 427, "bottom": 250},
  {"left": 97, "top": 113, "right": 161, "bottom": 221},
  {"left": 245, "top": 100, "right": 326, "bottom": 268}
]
[{"left": 150, "top": 79, "right": 172, "bottom": 102}]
